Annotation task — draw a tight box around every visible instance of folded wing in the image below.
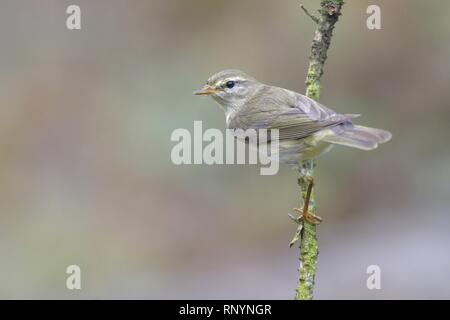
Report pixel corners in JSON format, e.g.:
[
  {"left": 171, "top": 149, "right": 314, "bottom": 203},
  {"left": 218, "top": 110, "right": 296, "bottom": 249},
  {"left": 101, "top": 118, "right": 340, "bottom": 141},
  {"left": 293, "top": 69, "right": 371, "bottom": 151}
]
[{"left": 228, "top": 86, "right": 357, "bottom": 141}]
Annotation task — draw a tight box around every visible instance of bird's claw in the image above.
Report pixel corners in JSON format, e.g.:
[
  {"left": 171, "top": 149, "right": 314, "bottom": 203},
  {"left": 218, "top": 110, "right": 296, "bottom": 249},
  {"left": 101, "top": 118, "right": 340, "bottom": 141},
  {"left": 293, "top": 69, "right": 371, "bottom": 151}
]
[
  {"left": 289, "top": 174, "right": 321, "bottom": 247},
  {"left": 293, "top": 208, "right": 322, "bottom": 225}
]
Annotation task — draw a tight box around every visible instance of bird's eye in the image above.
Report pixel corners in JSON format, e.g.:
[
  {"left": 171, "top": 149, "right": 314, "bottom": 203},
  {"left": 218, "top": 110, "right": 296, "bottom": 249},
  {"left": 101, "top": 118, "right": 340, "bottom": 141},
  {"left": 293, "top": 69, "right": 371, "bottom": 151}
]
[{"left": 225, "top": 81, "right": 235, "bottom": 89}]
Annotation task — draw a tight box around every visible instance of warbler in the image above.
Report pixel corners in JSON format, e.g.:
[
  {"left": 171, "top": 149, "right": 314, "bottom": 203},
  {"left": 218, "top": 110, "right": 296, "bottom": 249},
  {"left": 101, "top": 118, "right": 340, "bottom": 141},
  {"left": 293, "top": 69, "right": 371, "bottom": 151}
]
[{"left": 194, "top": 69, "right": 391, "bottom": 167}]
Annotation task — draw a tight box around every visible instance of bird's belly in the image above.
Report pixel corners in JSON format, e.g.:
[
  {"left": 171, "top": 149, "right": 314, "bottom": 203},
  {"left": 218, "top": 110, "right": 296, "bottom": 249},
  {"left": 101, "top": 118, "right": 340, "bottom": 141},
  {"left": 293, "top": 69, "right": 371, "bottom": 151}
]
[{"left": 278, "top": 138, "right": 334, "bottom": 166}]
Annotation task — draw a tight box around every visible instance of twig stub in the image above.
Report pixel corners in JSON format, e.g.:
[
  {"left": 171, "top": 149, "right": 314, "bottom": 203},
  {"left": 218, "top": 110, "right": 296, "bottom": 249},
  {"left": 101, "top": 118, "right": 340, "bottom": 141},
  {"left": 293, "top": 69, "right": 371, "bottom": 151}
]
[{"left": 300, "top": 4, "right": 319, "bottom": 24}]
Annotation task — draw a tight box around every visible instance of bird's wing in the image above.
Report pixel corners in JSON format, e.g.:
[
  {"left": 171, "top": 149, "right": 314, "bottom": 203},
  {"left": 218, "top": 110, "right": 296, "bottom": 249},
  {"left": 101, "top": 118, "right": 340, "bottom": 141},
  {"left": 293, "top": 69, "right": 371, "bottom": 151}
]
[{"left": 230, "top": 86, "right": 357, "bottom": 140}]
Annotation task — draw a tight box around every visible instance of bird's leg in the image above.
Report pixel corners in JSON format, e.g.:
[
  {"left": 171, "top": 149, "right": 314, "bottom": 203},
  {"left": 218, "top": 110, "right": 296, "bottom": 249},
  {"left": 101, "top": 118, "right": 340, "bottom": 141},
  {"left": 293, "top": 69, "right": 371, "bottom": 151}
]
[
  {"left": 295, "top": 176, "right": 322, "bottom": 225},
  {"left": 289, "top": 176, "right": 322, "bottom": 247}
]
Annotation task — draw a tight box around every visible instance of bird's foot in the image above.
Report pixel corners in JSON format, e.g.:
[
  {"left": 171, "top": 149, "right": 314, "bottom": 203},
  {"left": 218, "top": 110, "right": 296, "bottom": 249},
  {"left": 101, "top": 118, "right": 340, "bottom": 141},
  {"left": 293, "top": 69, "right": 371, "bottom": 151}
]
[
  {"left": 288, "top": 174, "right": 322, "bottom": 247},
  {"left": 293, "top": 207, "right": 322, "bottom": 225},
  {"left": 288, "top": 209, "right": 322, "bottom": 247}
]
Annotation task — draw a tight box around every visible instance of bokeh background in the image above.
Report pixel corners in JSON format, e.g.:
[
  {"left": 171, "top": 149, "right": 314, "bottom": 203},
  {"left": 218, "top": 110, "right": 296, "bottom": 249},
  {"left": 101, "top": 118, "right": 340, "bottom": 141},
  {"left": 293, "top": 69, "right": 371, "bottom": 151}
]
[{"left": 1, "top": 0, "right": 449, "bottom": 299}]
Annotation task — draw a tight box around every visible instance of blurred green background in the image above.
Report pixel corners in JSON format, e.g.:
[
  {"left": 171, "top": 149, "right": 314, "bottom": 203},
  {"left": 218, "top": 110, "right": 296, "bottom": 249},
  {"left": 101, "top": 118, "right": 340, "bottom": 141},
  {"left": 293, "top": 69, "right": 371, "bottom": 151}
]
[{"left": 0, "top": 0, "right": 449, "bottom": 299}]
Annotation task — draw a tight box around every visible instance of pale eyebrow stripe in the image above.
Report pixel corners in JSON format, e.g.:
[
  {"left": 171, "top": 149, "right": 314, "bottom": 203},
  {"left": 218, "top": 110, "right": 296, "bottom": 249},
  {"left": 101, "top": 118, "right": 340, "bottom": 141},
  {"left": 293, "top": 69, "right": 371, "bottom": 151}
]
[
  {"left": 219, "top": 77, "right": 246, "bottom": 85},
  {"left": 228, "top": 77, "right": 245, "bottom": 82}
]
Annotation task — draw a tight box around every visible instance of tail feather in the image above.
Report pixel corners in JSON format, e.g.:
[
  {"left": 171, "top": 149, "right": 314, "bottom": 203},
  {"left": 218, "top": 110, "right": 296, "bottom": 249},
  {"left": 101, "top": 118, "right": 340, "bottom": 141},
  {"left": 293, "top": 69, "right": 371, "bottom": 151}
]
[
  {"left": 323, "top": 125, "right": 392, "bottom": 151},
  {"left": 354, "top": 125, "right": 392, "bottom": 144}
]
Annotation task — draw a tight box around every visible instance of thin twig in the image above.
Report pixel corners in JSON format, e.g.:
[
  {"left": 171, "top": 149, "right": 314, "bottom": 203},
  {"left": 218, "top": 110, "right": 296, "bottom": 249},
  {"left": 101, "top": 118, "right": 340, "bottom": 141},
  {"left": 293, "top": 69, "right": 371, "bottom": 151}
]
[{"left": 300, "top": 4, "right": 319, "bottom": 24}]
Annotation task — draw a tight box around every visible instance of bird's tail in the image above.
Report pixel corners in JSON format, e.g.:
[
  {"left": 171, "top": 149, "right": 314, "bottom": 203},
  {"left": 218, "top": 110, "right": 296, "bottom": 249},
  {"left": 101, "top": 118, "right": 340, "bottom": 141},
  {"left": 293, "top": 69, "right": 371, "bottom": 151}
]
[{"left": 322, "top": 125, "right": 392, "bottom": 151}]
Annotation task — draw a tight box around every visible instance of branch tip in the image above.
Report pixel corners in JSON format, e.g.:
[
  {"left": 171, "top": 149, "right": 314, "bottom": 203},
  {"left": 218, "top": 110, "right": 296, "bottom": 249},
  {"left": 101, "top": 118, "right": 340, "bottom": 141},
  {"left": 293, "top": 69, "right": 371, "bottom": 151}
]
[{"left": 300, "top": 4, "right": 319, "bottom": 24}]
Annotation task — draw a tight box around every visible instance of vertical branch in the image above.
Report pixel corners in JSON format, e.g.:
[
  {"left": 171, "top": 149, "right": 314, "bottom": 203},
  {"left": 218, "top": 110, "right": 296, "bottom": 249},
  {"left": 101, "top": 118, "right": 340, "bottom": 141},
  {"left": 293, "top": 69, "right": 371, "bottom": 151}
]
[{"left": 295, "top": 0, "right": 345, "bottom": 300}]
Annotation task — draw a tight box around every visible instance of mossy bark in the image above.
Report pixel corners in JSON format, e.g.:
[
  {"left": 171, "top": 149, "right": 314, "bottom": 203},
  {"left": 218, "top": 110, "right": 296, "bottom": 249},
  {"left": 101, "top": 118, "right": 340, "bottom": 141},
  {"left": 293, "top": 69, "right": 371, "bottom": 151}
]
[{"left": 295, "top": 0, "right": 345, "bottom": 301}]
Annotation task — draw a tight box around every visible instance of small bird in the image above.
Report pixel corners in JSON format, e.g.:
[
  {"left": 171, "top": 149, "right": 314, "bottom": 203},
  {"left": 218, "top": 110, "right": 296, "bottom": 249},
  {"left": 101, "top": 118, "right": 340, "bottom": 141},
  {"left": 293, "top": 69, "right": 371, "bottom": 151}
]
[
  {"left": 194, "top": 69, "right": 392, "bottom": 224},
  {"left": 194, "top": 69, "right": 391, "bottom": 165}
]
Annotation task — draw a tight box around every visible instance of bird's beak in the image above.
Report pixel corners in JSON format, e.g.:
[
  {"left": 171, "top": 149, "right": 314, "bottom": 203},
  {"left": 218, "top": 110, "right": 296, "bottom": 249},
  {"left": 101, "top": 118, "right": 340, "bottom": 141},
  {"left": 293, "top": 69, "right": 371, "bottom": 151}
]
[{"left": 193, "top": 85, "right": 219, "bottom": 96}]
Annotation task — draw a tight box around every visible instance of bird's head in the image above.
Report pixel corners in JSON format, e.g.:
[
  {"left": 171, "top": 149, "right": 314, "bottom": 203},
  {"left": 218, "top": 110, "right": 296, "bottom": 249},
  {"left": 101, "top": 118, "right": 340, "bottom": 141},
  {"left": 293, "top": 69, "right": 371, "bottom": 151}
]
[{"left": 194, "top": 69, "right": 260, "bottom": 108}]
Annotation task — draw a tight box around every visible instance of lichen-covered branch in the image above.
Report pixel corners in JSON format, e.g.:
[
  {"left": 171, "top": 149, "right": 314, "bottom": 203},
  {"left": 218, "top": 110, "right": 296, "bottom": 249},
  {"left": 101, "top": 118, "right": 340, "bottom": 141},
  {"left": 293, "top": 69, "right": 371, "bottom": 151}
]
[
  {"left": 304, "top": 0, "right": 344, "bottom": 101},
  {"left": 295, "top": 0, "right": 345, "bottom": 301}
]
